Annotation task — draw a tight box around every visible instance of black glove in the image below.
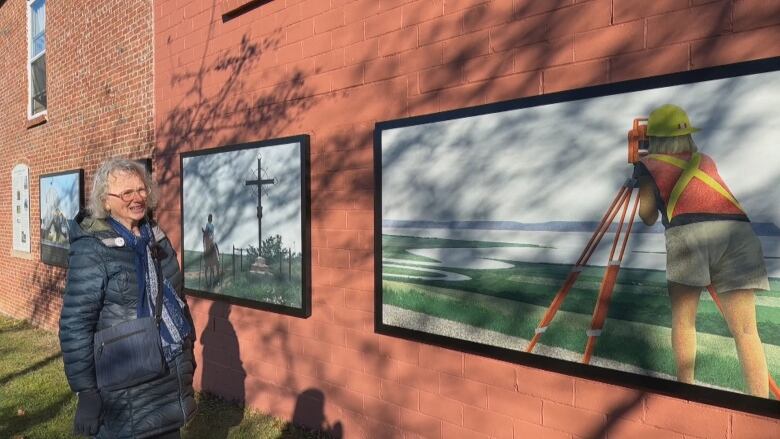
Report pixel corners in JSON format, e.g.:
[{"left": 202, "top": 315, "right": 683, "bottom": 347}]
[{"left": 74, "top": 389, "right": 102, "bottom": 437}]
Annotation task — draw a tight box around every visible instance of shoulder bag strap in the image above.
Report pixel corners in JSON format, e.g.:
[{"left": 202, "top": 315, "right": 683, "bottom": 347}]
[{"left": 152, "top": 249, "right": 165, "bottom": 326}]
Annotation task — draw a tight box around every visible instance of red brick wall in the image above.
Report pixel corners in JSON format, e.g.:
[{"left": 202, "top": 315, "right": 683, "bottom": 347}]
[
  {"left": 154, "top": 0, "right": 780, "bottom": 437},
  {"left": 0, "top": 0, "right": 154, "bottom": 328}
]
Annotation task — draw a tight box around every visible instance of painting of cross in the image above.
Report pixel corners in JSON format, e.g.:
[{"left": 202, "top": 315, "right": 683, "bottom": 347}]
[
  {"left": 181, "top": 135, "right": 311, "bottom": 316},
  {"left": 245, "top": 156, "right": 276, "bottom": 252}
]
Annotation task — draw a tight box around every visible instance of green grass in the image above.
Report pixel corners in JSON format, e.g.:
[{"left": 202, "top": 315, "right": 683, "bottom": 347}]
[
  {"left": 0, "top": 316, "right": 75, "bottom": 439},
  {"left": 380, "top": 232, "right": 780, "bottom": 342},
  {"left": 184, "top": 251, "right": 304, "bottom": 308},
  {"left": 182, "top": 393, "right": 330, "bottom": 439},
  {"left": 219, "top": 271, "right": 303, "bottom": 307},
  {"left": 383, "top": 266, "right": 447, "bottom": 278},
  {"left": 0, "top": 315, "right": 332, "bottom": 439},
  {"left": 379, "top": 232, "right": 780, "bottom": 394},
  {"left": 384, "top": 260, "right": 780, "bottom": 344},
  {"left": 183, "top": 250, "right": 261, "bottom": 274},
  {"left": 383, "top": 280, "right": 780, "bottom": 395},
  {"left": 382, "top": 234, "right": 545, "bottom": 262},
  {"left": 383, "top": 280, "right": 594, "bottom": 357}
]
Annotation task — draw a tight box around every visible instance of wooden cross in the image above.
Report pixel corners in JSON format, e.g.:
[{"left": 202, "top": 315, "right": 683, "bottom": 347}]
[{"left": 244, "top": 157, "right": 276, "bottom": 251}]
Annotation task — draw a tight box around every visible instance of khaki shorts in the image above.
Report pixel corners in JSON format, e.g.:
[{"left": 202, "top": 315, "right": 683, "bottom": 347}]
[{"left": 664, "top": 221, "right": 770, "bottom": 293}]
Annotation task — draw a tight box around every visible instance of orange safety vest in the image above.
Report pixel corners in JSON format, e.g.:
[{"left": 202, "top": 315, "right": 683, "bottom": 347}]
[{"left": 639, "top": 152, "right": 745, "bottom": 222}]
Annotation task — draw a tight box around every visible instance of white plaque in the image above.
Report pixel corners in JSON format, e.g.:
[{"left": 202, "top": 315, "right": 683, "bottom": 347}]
[{"left": 12, "top": 164, "right": 31, "bottom": 253}]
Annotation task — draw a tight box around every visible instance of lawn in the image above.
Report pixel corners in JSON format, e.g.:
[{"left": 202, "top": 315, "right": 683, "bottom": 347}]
[
  {"left": 382, "top": 234, "right": 546, "bottom": 263},
  {"left": 0, "top": 315, "right": 330, "bottom": 439},
  {"left": 383, "top": 280, "right": 780, "bottom": 395},
  {"left": 381, "top": 234, "right": 780, "bottom": 343},
  {"left": 380, "top": 233, "right": 780, "bottom": 397}
]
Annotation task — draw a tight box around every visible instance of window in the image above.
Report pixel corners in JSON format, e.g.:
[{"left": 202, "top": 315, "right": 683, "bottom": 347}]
[{"left": 28, "top": 0, "right": 46, "bottom": 118}]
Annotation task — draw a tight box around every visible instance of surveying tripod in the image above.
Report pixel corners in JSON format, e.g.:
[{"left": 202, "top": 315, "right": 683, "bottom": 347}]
[{"left": 524, "top": 118, "right": 780, "bottom": 399}]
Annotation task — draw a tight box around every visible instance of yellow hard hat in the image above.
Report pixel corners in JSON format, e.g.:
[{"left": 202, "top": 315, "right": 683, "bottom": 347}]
[{"left": 646, "top": 104, "right": 700, "bottom": 137}]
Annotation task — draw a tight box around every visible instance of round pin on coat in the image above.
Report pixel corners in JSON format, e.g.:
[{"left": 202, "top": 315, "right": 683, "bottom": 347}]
[{"left": 115, "top": 237, "right": 125, "bottom": 247}]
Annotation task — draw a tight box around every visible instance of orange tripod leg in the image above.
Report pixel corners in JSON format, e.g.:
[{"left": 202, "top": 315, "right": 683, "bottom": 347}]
[
  {"left": 706, "top": 286, "right": 780, "bottom": 399},
  {"left": 582, "top": 262, "right": 622, "bottom": 364},
  {"left": 705, "top": 285, "right": 725, "bottom": 314},
  {"left": 526, "top": 270, "right": 583, "bottom": 352},
  {"left": 771, "top": 375, "right": 780, "bottom": 400},
  {"left": 582, "top": 188, "right": 640, "bottom": 364},
  {"left": 526, "top": 183, "right": 632, "bottom": 353}
]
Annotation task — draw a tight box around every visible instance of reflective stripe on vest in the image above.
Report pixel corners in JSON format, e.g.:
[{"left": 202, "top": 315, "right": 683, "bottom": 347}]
[{"left": 645, "top": 153, "right": 744, "bottom": 221}]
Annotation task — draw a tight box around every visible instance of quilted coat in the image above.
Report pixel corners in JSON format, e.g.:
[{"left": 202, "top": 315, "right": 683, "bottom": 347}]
[{"left": 59, "top": 215, "right": 196, "bottom": 438}]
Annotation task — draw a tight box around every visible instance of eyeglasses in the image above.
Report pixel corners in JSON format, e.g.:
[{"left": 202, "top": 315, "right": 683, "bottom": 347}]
[{"left": 107, "top": 188, "right": 148, "bottom": 202}]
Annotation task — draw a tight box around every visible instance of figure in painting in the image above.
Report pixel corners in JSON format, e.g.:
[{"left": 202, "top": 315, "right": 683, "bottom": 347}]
[
  {"left": 41, "top": 182, "right": 68, "bottom": 244},
  {"left": 634, "top": 104, "right": 770, "bottom": 397},
  {"left": 201, "top": 213, "right": 220, "bottom": 287}
]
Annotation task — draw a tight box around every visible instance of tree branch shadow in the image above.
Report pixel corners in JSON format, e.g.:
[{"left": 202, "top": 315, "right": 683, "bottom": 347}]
[
  {"left": 0, "top": 352, "right": 61, "bottom": 387},
  {"left": 155, "top": 1, "right": 776, "bottom": 437}
]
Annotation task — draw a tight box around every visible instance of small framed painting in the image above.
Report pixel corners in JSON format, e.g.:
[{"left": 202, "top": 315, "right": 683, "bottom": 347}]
[
  {"left": 39, "top": 169, "right": 84, "bottom": 267},
  {"left": 180, "top": 136, "right": 311, "bottom": 317}
]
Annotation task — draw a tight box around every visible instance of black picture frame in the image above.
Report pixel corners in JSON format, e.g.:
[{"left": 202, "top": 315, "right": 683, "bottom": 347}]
[
  {"left": 39, "top": 169, "right": 84, "bottom": 268},
  {"left": 374, "top": 56, "right": 780, "bottom": 417},
  {"left": 180, "top": 135, "right": 311, "bottom": 318},
  {"left": 135, "top": 157, "right": 153, "bottom": 175}
]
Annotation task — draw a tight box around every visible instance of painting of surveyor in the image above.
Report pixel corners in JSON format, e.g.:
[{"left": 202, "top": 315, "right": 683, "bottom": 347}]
[
  {"left": 39, "top": 170, "right": 82, "bottom": 267},
  {"left": 378, "top": 64, "right": 780, "bottom": 401},
  {"left": 634, "top": 104, "right": 771, "bottom": 397},
  {"left": 181, "top": 137, "right": 311, "bottom": 316}
]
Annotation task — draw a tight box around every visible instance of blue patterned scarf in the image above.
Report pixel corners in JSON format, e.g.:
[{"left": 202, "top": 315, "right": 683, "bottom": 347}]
[{"left": 107, "top": 218, "right": 192, "bottom": 362}]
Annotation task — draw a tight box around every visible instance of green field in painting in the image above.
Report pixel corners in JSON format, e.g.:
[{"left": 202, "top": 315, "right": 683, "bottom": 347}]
[
  {"left": 381, "top": 234, "right": 780, "bottom": 396},
  {"left": 383, "top": 235, "right": 546, "bottom": 262},
  {"left": 183, "top": 250, "right": 303, "bottom": 308}
]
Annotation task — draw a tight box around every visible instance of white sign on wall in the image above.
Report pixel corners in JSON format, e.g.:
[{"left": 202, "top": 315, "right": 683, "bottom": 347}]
[{"left": 12, "top": 164, "right": 31, "bottom": 253}]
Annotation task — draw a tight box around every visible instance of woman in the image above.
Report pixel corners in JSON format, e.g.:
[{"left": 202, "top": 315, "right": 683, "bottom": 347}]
[
  {"left": 635, "top": 104, "right": 770, "bottom": 397},
  {"left": 59, "top": 158, "right": 196, "bottom": 438}
]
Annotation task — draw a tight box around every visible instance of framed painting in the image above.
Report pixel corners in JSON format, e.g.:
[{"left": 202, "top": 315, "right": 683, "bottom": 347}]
[
  {"left": 375, "top": 57, "right": 780, "bottom": 415},
  {"left": 39, "top": 169, "right": 83, "bottom": 267},
  {"left": 180, "top": 135, "right": 311, "bottom": 317},
  {"left": 135, "top": 157, "right": 152, "bottom": 175}
]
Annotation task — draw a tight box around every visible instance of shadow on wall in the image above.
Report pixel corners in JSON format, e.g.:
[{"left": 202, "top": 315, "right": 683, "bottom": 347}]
[
  {"left": 29, "top": 263, "right": 67, "bottom": 329},
  {"left": 196, "top": 301, "right": 245, "bottom": 437},
  {"left": 282, "top": 389, "right": 343, "bottom": 438},
  {"left": 584, "top": 392, "right": 645, "bottom": 439},
  {"left": 152, "top": 3, "right": 326, "bottom": 256},
  {"left": 153, "top": 2, "right": 341, "bottom": 435},
  {"left": 154, "top": 25, "right": 316, "bottom": 200},
  {"left": 187, "top": 301, "right": 343, "bottom": 438}
]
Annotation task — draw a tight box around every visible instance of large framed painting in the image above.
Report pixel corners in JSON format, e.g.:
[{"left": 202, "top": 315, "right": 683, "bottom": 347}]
[
  {"left": 39, "top": 169, "right": 83, "bottom": 267},
  {"left": 181, "top": 136, "right": 311, "bottom": 317},
  {"left": 375, "top": 57, "right": 780, "bottom": 415}
]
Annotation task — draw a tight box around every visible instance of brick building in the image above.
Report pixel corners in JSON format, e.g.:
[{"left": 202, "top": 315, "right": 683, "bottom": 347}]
[
  {"left": 2, "top": 0, "right": 780, "bottom": 438},
  {"left": 0, "top": 0, "right": 154, "bottom": 328},
  {"left": 154, "top": 1, "right": 780, "bottom": 437}
]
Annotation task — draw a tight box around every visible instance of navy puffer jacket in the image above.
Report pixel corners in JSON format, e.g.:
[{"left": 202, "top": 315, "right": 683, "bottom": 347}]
[{"left": 59, "top": 215, "right": 196, "bottom": 438}]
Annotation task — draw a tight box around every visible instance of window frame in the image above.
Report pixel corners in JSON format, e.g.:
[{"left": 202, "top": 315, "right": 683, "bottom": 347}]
[{"left": 27, "top": 0, "right": 46, "bottom": 119}]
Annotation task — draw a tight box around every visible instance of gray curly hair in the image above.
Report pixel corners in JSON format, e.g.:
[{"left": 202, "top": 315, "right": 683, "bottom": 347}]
[
  {"left": 648, "top": 134, "right": 698, "bottom": 154},
  {"left": 89, "top": 158, "right": 158, "bottom": 219}
]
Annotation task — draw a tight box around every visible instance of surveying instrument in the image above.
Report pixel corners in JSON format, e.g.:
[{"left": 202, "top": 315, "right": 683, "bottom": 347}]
[{"left": 524, "top": 118, "right": 780, "bottom": 398}]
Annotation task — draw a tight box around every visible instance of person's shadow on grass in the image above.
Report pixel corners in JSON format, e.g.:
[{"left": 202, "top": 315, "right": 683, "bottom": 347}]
[
  {"left": 185, "top": 301, "right": 245, "bottom": 438},
  {"left": 281, "top": 388, "right": 342, "bottom": 438}
]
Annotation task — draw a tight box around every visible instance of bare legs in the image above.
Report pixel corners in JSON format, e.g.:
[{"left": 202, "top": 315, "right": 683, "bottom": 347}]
[
  {"left": 719, "top": 289, "right": 769, "bottom": 397},
  {"left": 668, "top": 282, "right": 701, "bottom": 384},
  {"left": 668, "top": 282, "right": 769, "bottom": 397}
]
